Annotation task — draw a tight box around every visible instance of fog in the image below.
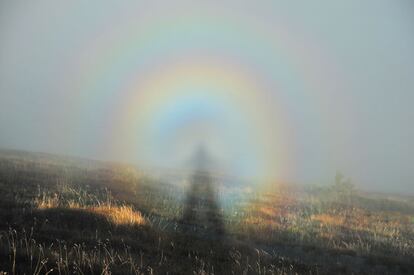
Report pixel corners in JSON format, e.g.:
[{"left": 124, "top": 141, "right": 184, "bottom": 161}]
[{"left": 0, "top": 1, "right": 413, "bottom": 193}]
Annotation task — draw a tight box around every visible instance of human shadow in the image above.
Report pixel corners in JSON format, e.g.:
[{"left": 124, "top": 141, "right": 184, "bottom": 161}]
[
  {"left": 165, "top": 146, "right": 233, "bottom": 273},
  {"left": 180, "top": 146, "right": 225, "bottom": 239}
]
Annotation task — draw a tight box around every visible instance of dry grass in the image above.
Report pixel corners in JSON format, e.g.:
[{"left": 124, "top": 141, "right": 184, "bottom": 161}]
[
  {"left": 89, "top": 205, "right": 146, "bottom": 226},
  {"left": 311, "top": 213, "right": 345, "bottom": 226},
  {"left": 35, "top": 191, "right": 146, "bottom": 226},
  {"left": 35, "top": 192, "right": 60, "bottom": 209},
  {"left": 2, "top": 151, "right": 414, "bottom": 274},
  {"left": 227, "top": 190, "right": 414, "bottom": 262},
  {"left": 259, "top": 206, "right": 280, "bottom": 218}
]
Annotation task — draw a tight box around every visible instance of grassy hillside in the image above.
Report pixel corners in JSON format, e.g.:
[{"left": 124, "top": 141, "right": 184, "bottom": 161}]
[{"left": 0, "top": 150, "right": 413, "bottom": 274}]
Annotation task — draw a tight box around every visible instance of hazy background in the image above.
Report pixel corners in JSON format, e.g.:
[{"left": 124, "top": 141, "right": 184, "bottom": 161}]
[{"left": 0, "top": 1, "right": 413, "bottom": 194}]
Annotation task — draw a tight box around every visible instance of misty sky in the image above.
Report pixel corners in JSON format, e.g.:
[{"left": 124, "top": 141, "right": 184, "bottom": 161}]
[{"left": 0, "top": 1, "right": 413, "bottom": 193}]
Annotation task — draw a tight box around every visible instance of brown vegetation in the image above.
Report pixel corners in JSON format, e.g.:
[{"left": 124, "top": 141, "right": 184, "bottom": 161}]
[{"left": 0, "top": 150, "right": 413, "bottom": 274}]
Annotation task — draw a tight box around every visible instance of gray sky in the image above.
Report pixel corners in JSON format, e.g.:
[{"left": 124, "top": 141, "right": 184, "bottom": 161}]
[{"left": 0, "top": 1, "right": 413, "bottom": 193}]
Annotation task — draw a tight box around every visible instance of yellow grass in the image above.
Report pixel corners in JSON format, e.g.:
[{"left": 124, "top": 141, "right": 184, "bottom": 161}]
[
  {"left": 311, "top": 214, "right": 345, "bottom": 226},
  {"left": 35, "top": 195, "right": 146, "bottom": 226},
  {"left": 35, "top": 193, "right": 60, "bottom": 209},
  {"left": 260, "top": 206, "right": 279, "bottom": 218},
  {"left": 89, "top": 205, "right": 146, "bottom": 226}
]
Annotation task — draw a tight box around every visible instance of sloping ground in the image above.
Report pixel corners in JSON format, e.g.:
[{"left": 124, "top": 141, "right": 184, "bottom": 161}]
[{"left": 0, "top": 150, "right": 413, "bottom": 274}]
